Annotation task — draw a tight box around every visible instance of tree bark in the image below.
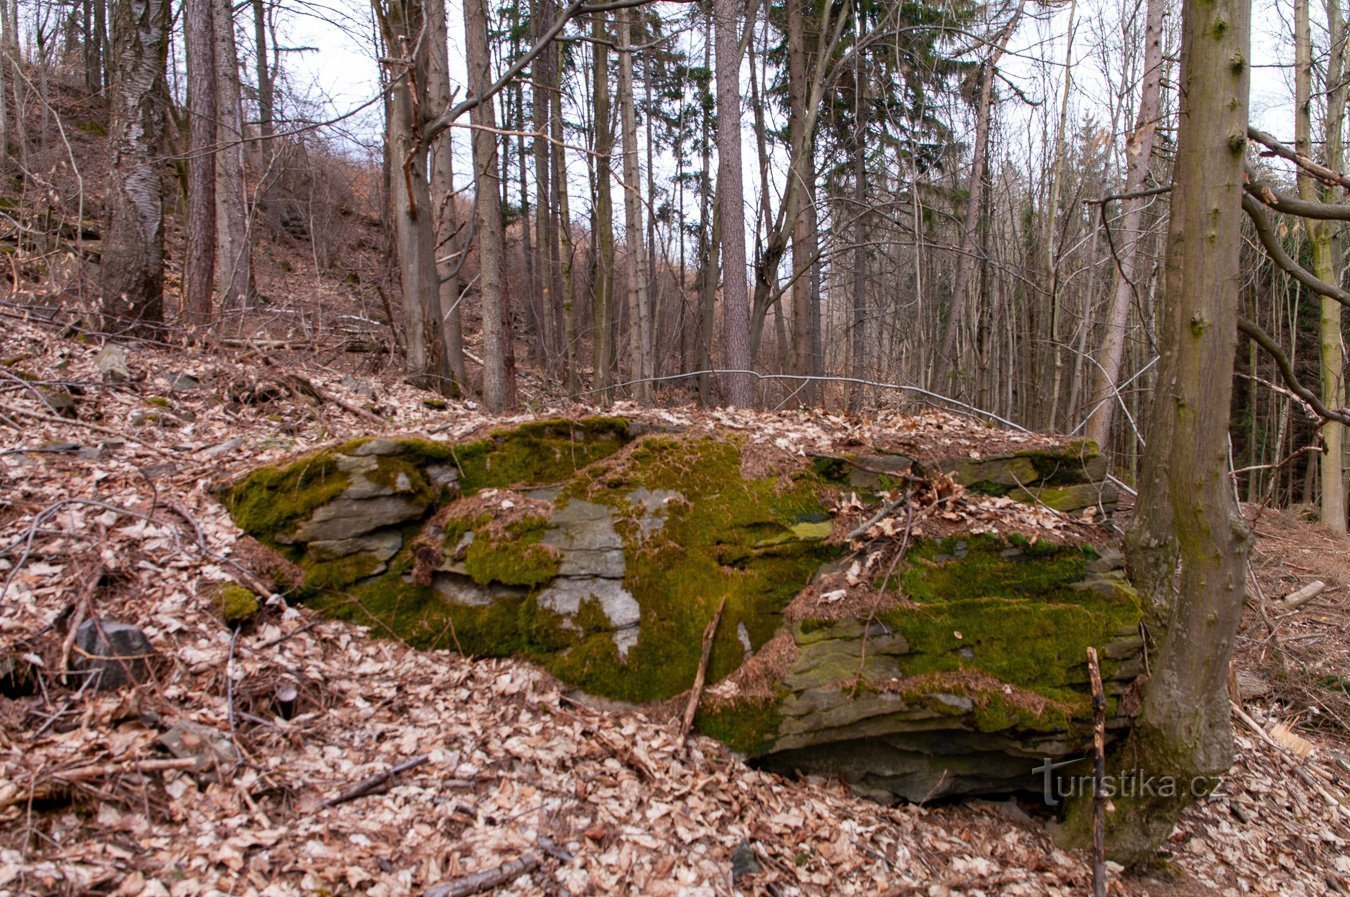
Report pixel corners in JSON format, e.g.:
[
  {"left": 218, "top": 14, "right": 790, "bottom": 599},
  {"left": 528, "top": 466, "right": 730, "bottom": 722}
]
[
  {"left": 714, "top": 0, "right": 753, "bottom": 407},
  {"left": 426, "top": 0, "right": 468, "bottom": 392},
  {"left": 591, "top": 13, "right": 616, "bottom": 403},
  {"left": 1085, "top": 0, "right": 1165, "bottom": 450},
  {"left": 786, "top": 0, "right": 815, "bottom": 404},
  {"left": 552, "top": 74, "right": 578, "bottom": 393},
  {"left": 377, "top": 0, "right": 450, "bottom": 392},
  {"left": 1297, "top": 0, "right": 1347, "bottom": 532},
  {"left": 1072, "top": 0, "right": 1251, "bottom": 864},
  {"left": 618, "top": 10, "right": 653, "bottom": 404},
  {"left": 185, "top": 0, "right": 216, "bottom": 328},
  {"left": 465, "top": 0, "right": 515, "bottom": 409},
  {"left": 101, "top": 0, "right": 170, "bottom": 336},
  {"left": 931, "top": 4, "right": 1024, "bottom": 395},
  {"left": 214, "top": 0, "right": 252, "bottom": 312}
]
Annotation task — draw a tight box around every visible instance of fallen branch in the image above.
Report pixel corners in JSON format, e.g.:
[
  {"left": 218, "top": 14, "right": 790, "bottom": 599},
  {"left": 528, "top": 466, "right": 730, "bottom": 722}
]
[
  {"left": 320, "top": 754, "right": 429, "bottom": 809},
  {"left": 1279, "top": 580, "right": 1326, "bottom": 612},
  {"left": 0, "top": 757, "right": 200, "bottom": 807},
  {"left": 4, "top": 405, "right": 175, "bottom": 457},
  {"left": 422, "top": 853, "right": 541, "bottom": 897},
  {"left": 681, "top": 595, "right": 729, "bottom": 740},
  {"left": 1088, "top": 646, "right": 1107, "bottom": 897},
  {"left": 1230, "top": 702, "right": 1350, "bottom": 816}
]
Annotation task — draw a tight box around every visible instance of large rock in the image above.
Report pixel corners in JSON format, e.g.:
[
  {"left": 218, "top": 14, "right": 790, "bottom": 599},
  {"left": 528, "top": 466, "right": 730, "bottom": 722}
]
[{"left": 222, "top": 416, "right": 1141, "bottom": 801}]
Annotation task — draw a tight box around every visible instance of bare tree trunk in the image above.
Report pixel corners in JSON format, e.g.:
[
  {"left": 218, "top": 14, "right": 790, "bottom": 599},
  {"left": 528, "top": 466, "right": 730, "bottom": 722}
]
[
  {"left": 377, "top": 0, "right": 449, "bottom": 392},
  {"left": 214, "top": 0, "right": 252, "bottom": 312},
  {"left": 1069, "top": 0, "right": 1251, "bottom": 863},
  {"left": 1042, "top": 0, "right": 1077, "bottom": 430},
  {"left": 849, "top": 132, "right": 867, "bottom": 411},
  {"left": 715, "top": 0, "right": 753, "bottom": 407},
  {"left": 618, "top": 10, "right": 652, "bottom": 404},
  {"left": 532, "top": 0, "right": 557, "bottom": 367},
  {"left": 425, "top": 0, "right": 467, "bottom": 392},
  {"left": 101, "top": 0, "right": 170, "bottom": 335},
  {"left": 184, "top": 0, "right": 216, "bottom": 328},
  {"left": 786, "top": 0, "right": 815, "bottom": 404},
  {"left": 1085, "top": 0, "right": 1165, "bottom": 450},
  {"left": 931, "top": 3, "right": 1023, "bottom": 394},
  {"left": 1297, "top": 0, "right": 1347, "bottom": 531},
  {"left": 465, "top": 0, "right": 514, "bottom": 409},
  {"left": 552, "top": 74, "right": 578, "bottom": 393},
  {"left": 250, "top": 0, "right": 272, "bottom": 140},
  {"left": 591, "top": 13, "right": 616, "bottom": 402}
]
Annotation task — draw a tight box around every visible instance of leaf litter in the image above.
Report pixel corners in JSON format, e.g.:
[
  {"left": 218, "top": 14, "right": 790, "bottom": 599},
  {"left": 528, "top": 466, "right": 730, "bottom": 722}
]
[{"left": 0, "top": 318, "right": 1346, "bottom": 896}]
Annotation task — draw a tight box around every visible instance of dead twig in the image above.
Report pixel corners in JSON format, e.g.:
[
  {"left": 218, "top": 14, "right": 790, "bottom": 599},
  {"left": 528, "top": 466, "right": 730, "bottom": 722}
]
[
  {"left": 319, "top": 754, "right": 430, "bottom": 809},
  {"left": 3, "top": 404, "right": 175, "bottom": 457},
  {"left": 422, "top": 852, "right": 541, "bottom": 897},
  {"left": 681, "top": 594, "right": 729, "bottom": 740}
]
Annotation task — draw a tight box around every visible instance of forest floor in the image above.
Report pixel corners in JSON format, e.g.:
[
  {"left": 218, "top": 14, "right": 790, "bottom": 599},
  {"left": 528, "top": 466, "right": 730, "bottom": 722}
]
[{"left": 1, "top": 310, "right": 1348, "bottom": 897}]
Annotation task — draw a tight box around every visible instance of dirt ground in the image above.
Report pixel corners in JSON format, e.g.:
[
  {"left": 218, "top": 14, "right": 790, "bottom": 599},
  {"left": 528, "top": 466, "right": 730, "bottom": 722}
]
[{"left": 1, "top": 314, "right": 1348, "bottom": 896}]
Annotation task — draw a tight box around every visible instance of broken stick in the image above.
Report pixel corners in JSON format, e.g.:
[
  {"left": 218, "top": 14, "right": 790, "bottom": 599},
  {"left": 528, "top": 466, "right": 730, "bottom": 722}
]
[
  {"left": 320, "top": 754, "right": 429, "bottom": 809},
  {"left": 1088, "top": 646, "right": 1107, "bottom": 897},
  {"left": 681, "top": 595, "right": 729, "bottom": 740},
  {"left": 1279, "top": 580, "right": 1325, "bottom": 612},
  {"left": 422, "top": 853, "right": 541, "bottom": 897}
]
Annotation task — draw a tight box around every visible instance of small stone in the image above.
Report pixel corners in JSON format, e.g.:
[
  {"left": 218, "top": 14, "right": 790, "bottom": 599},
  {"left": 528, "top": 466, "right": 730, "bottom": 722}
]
[
  {"left": 93, "top": 345, "right": 130, "bottom": 383},
  {"left": 730, "top": 840, "right": 760, "bottom": 879},
  {"left": 40, "top": 388, "right": 78, "bottom": 418},
  {"left": 156, "top": 719, "right": 239, "bottom": 774},
  {"left": 71, "top": 619, "right": 154, "bottom": 690},
  {"left": 167, "top": 373, "right": 201, "bottom": 392}
]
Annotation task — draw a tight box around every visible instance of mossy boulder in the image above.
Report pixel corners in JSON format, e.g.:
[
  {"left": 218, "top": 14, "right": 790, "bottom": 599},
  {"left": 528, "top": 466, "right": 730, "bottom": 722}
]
[{"left": 222, "top": 415, "right": 1143, "bottom": 802}]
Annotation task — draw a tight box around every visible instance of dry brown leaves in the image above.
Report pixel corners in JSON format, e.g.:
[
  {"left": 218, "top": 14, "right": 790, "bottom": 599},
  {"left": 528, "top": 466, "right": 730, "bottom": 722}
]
[{"left": 0, "top": 320, "right": 1346, "bottom": 896}]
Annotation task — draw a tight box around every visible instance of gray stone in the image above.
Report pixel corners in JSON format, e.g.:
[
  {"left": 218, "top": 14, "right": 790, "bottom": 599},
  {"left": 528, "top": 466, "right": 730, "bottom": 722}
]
[
  {"left": 294, "top": 495, "right": 428, "bottom": 542},
  {"left": 156, "top": 719, "right": 239, "bottom": 775},
  {"left": 72, "top": 619, "right": 154, "bottom": 690},
  {"left": 348, "top": 438, "right": 405, "bottom": 457},
  {"left": 308, "top": 529, "right": 403, "bottom": 563},
  {"left": 432, "top": 573, "right": 527, "bottom": 607},
  {"left": 94, "top": 345, "right": 130, "bottom": 383},
  {"left": 938, "top": 455, "right": 1039, "bottom": 489},
  {"left": 168, "top": 373, "right": 201, "bottom": 392},
  {"left": 537, "top": 577, "right": 641, "bottom": 657}
]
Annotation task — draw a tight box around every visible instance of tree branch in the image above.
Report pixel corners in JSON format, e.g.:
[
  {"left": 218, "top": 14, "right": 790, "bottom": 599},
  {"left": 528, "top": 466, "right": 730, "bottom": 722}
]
[
  {"left": 1244, "top": 172, "right": 1350, "bottom": 220},
  {"left": 1237, "top": 317, "right": 1350, "bottom": 425},
  {"left": 1241, "top": 192, "right": 1350, "bottom": 307},
  {"left": 1248, "top": 125, "right": 1350, "bottom": 189}
]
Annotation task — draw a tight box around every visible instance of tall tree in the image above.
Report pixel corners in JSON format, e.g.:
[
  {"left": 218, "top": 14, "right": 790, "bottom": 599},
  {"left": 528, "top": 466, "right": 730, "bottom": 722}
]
[
  {"left": 618, "top": 8, "right": 653, "bottom": 403},
  {"left": 1084, "top": 0, "right": 1166, "bottom": 450},
  {"left": 1296, "top": 0, "right": 1347, "bottom": 531},
  {"left": 1068, "top": 0, "right": 1252, "bottom": 862},
  {"left": 715, "top": 0, "right": 753, "bottom": 406},
  {"left": 184, "top": 0, "right": 217, "bottom": 328},
  {"left": 214, "top": 0, "right": 253, "bottom": 311},
  {"left": 376, "top": 0, "right": 452, "bottom": 391},
  {"left": 466, "top": 0, "right": 516, "bottom": 409},
  {"left": 427, "top": 0, "right": 469, "bottom": 392},
  {"left": 101, "top": 0, "right": 171, "bottom": 335},
  {"left": 591, "top": 12, "right": 617, "bottom": 402},
  {"left": 931, "top": 2, "right": 1024, "bottom": 393}
]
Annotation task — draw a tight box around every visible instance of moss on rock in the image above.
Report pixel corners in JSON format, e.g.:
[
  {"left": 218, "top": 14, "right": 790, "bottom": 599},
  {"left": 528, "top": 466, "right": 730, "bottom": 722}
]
[
  {"left": 873, "top": 535, "right": 1140, "bottom": 729},
  {"left": 208, "top": 583, "right": 261, "bottom": 624},
  {"left": 223, "top": 451, "right": 350, "bottom": 548}
]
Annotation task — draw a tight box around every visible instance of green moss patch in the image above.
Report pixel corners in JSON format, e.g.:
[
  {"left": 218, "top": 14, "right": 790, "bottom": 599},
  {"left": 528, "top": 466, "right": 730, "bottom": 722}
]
[
  {"left": 873, "top": 535, "right": 1140, "bottom": 730},
  {"left": 208, "top": 583, "right": 261, "bottom": 625},
  {"left": 452, "top": 418, "right": 633, "bottom": 492},
  {"left": 695, "top": 697, "right": 784, "bottom": 755},
  {"left": 223, "top": 451, "right": 350, "bottom": 547}
]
